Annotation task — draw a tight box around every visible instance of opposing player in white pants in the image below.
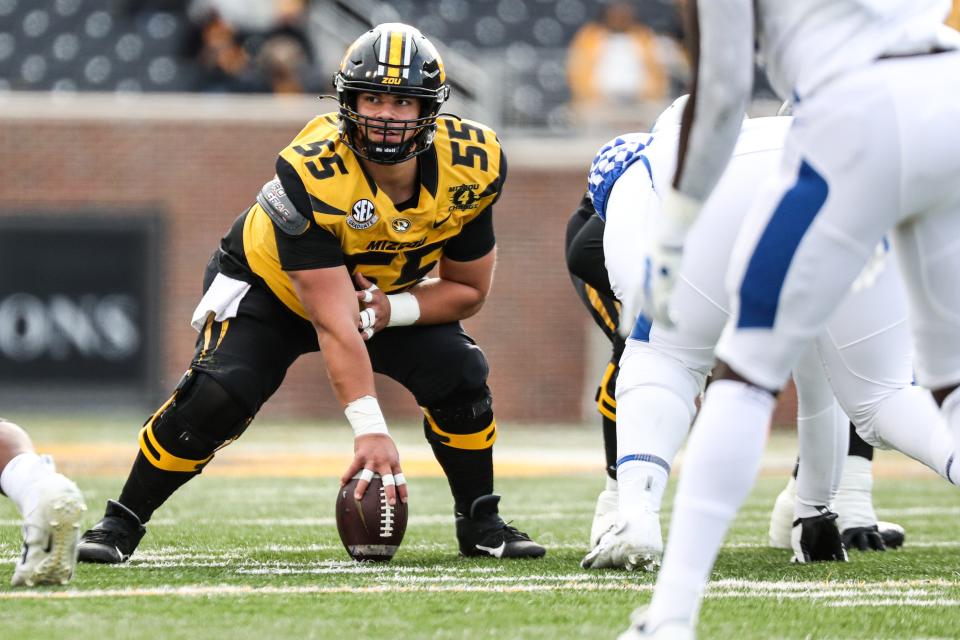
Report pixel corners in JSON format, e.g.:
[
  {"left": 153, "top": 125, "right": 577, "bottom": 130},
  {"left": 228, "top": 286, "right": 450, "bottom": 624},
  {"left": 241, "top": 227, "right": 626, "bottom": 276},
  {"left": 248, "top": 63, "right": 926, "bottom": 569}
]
[
  {"left": 581, "top": 108, "right": 958, "bottom": 575},
  {"left": 626, "top": 1, "right": 960, "bottom": 637},
  {"left": 0, "top": 418, "right": 86, "bottom": 586}
]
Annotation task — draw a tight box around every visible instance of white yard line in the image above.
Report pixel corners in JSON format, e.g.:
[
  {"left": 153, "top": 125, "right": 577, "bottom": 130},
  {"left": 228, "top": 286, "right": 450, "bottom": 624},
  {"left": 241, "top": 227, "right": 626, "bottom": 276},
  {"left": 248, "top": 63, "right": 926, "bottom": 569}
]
[
  {"left": 827, "top": 599, "right": 960, "bottom": 607},
  {"left": 6, "top": 504, "right": 955, "bottom": 530},
  {"left": 2, "top": 578, "right": 957, "bottom": 601}
]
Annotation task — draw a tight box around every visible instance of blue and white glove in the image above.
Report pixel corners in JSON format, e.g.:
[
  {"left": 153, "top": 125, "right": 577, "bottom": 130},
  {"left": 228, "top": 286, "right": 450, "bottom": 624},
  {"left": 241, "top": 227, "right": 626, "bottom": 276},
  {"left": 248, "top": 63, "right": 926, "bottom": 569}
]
[{"left": 644, "top": 186, "right": 701, "bottom": 327}]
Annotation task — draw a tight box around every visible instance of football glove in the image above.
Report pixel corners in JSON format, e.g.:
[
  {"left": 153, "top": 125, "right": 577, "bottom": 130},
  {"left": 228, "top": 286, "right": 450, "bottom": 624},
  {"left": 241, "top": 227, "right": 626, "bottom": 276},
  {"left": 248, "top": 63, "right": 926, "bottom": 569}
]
[
  {"left": 644, "top": 187, "right": 701, "bottom": 327},
  {"left": 791, "top": 507, "right": 848, "bottom": 563}
]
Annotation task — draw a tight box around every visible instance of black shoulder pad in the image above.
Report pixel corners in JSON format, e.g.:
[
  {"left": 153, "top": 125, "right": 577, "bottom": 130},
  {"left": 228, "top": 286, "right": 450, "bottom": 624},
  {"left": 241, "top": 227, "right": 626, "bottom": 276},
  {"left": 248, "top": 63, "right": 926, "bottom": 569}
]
[{"left": 256, "top": 176, "right": 310, "bottom": 236}]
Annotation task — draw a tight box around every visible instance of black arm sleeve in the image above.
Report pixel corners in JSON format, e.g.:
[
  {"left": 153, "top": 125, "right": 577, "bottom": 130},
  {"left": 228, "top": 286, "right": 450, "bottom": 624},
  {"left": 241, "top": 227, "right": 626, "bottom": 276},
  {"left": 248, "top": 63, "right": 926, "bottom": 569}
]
[
  {"left": 565, "top": 193, "right": 614, "bottom": 299},
  {"left": 274, "top": 156, "right": 344, "bottom": 271},
  {"left": 443, "top": 206, "right": 495, "bottom": 262},
  {"left": 490, "top": 146, "right": 508, "bottom": 205}
]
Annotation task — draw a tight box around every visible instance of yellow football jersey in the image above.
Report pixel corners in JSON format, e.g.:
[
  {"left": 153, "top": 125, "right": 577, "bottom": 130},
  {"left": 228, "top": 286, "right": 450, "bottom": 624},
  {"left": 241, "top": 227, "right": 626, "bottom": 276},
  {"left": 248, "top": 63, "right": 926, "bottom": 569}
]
[{"left": 235, "top": 113, "right": 505, "bottom": 319}]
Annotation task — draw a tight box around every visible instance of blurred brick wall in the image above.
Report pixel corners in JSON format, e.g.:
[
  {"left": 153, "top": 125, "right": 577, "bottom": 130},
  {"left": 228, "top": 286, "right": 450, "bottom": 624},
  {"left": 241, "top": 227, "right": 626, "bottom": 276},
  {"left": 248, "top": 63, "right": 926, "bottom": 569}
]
[{"left": 0, "top": 105, "right": 797, "bottom": 426}]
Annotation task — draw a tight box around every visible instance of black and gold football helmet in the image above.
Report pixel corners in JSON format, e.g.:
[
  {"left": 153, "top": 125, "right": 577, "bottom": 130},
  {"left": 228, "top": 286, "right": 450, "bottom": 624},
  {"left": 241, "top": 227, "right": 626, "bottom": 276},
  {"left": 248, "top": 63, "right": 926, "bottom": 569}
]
[{"left": 333, "top": 23, "right": 450, "bottom": 164}]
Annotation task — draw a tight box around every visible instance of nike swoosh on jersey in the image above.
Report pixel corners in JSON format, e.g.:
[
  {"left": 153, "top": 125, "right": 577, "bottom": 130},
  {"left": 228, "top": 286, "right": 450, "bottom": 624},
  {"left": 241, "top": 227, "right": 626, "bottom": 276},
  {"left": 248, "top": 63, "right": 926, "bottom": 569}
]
[
  {"left": 432, "top": 212, "right": 453, "bottom": 228},
  {"left": 475, "top": 541, "right": 506, "bottom": 558}
]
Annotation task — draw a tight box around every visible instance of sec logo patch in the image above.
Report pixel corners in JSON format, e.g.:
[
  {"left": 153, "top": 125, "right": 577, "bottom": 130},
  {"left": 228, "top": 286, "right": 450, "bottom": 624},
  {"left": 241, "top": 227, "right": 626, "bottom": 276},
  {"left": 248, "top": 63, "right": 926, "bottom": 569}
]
[{"left": 348, "top": 199, "right": 378, "bottom": 230}]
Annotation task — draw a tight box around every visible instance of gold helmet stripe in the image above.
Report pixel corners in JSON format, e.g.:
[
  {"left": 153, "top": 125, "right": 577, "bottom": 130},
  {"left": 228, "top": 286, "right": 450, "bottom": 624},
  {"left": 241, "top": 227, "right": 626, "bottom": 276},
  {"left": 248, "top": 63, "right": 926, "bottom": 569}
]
[{"left": 386, "top": 30, "right": 404, "bottom": 78}]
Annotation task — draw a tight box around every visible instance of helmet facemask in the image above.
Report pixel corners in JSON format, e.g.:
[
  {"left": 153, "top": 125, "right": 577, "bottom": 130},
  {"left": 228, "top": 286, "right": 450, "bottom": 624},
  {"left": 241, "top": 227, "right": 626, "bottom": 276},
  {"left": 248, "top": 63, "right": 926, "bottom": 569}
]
[{"left": 336, "top": 79, "right": 446, "bottom": 164}]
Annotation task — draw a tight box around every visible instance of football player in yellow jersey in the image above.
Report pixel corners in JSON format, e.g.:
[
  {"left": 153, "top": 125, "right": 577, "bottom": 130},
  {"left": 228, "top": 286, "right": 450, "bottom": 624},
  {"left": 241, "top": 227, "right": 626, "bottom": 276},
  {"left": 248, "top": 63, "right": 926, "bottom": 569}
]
[{"left": 77, "top": 23, "right": 545, "bottom": 563}]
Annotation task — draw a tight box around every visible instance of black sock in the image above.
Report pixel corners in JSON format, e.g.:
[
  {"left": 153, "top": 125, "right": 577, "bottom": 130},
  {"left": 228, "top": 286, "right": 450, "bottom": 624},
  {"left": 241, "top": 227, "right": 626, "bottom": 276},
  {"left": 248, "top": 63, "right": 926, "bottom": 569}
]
[
  {"left": 116, "top": 453, "right": 200, "bottom": 524},
  {"left": 603, "top": 415, "right": 617, "bottom": 480},
  {"left": 428, "top": 439, "right": 494, "bottom": 516},
  {"left": 847, "top": 422, "right": 874, "bottom": 460}
]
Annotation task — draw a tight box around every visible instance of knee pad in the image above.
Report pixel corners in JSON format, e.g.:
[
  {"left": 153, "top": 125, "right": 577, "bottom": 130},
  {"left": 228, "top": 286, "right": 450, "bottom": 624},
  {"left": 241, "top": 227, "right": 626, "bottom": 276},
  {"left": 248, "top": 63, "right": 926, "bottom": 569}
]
[
  {"left": 852, "top": 384, "right": 931, "bottom": 451},
  {"left": 458, "top": 346, "right": 490, "bottom": 391},
  {"left": 139, "top": 370, "right": 253, "bottom": 473},
  {"left": 595, "top": 361, "right": 619, "bottom": 421},
  {"left": 616, "top": 342, "right": 703, "bottom": 418},
  {"left": 422, "top": 388, "right": 496, "bottom": 451}
]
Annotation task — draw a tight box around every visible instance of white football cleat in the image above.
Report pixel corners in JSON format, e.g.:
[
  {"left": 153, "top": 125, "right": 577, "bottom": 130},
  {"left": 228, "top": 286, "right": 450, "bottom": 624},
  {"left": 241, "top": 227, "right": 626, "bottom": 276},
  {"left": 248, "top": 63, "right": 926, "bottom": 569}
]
[
  {"left": 582, "top": 510, "right": 662, "bottom": 571},
  {"left": 618, "top": 606, "right": 696, "bottom": 640},
  {"left": 589, "top": 486, "right": 619, "bottom": 549},
  {"left": 12, "top": 473, "right": 86, "bottom": 587},
  {"left": 768, "top": 475, "right": 795, "bottom": 550}
]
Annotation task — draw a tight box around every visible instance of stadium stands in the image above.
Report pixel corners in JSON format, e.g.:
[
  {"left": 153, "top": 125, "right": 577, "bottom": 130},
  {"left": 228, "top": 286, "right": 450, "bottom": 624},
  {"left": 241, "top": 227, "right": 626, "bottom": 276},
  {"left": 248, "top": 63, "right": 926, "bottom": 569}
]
[
  {"left": 0, "top": 0, "right": 685, "bottom": 129},
  {"left": 0, "top": 0, "right": 193, "bottom": 92}
]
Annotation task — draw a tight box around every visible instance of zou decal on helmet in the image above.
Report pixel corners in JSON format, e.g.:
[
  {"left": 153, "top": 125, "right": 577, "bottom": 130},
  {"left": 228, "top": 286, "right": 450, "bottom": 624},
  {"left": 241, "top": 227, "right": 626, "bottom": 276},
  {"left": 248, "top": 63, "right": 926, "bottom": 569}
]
[{"left": 334, "top": 23, "right": 450, "bottom": 164}]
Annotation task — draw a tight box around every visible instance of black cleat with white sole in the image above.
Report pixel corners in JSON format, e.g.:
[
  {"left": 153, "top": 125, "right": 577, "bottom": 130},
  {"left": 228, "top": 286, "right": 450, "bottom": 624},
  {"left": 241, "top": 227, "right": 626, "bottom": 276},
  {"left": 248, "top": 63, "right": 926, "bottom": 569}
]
[
  {"left": 455, "top": 495, "right": 545, "bottom": 559},
  {"left": 877, "top": 521, "right": 905, "bottom": 549},
  {"left": 842, "top": 521, "right": 905, "bottom": 552},
  {"left": 77, "top": 500, "right": 146, "bottom": 564}
]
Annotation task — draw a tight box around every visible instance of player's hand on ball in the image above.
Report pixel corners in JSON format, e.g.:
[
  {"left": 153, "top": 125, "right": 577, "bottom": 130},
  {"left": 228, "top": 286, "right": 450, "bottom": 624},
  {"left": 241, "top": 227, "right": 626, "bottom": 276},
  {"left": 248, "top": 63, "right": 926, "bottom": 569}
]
[
  {"left": 341, "top": 433, "right": 408, "bottom": 505},
  {"left": 354, "top": 272, "right": 389, "bottom": 340},
  {"left": 336, "top": 471, "right": 409, "bottom": 562}
]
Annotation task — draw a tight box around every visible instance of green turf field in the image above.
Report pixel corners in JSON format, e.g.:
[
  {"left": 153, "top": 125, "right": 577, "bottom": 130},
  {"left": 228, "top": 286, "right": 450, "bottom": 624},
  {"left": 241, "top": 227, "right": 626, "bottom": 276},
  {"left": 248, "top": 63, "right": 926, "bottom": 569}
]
[{"left": 0, "top": 419, "right": 958, "bottom": 639}]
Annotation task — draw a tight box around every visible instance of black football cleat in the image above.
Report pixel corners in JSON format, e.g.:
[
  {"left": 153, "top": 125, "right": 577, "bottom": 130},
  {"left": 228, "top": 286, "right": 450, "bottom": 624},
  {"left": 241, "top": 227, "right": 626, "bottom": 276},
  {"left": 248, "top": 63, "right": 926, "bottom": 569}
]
[
  {"left": 791, "top": 506, "right": 848, "bottom": 563},
  {"left": 77, "top": 500, "right": 146, "bottom": 564},
  {"left": 455, "top": 494, "right": 546, "bottom": 559},
  {"left": 843, "top": 521, "right": 906, "bottom": 551},
  {"left": 841, "top": 525, "right": 886, "bottom": 552},
  {"left": 877, "top": 521, "right": 905, "bottom": 549}
]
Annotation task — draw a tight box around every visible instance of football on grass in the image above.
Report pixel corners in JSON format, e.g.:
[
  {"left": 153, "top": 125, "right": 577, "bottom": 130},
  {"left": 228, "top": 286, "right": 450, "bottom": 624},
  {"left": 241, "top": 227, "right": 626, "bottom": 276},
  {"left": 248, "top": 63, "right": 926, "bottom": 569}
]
[{"left": 335, "top": 474, "right": 408, "bottom": 562}]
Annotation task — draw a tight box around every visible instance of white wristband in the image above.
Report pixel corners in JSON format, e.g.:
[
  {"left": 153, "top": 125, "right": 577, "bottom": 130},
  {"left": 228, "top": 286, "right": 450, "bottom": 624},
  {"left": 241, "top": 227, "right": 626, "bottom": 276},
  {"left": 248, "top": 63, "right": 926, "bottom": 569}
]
[
  {"left": 345, "top": 395, "right": 389, "bottom": 437},
  {"left": 386, "top": 292, "right": 420, "bottom": 327}
]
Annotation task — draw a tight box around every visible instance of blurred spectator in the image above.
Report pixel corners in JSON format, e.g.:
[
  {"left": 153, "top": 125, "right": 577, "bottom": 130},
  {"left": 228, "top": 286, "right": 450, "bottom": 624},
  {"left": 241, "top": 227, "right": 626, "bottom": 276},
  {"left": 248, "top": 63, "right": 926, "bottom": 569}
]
[
  {"left": 183, "top": 0, "right": 318, "bottom": 93},
  {"left": 186, "top": 9, "right": 260, "bottom": 92},
  {"left": 256, "top": 34, "right": 310, "bottom": 94},
  {"left": 189, "top": 0, "right": 282, "bottom": 33},
  {"left": 566, "top": 1, "right": 675, "bottom": 129}
]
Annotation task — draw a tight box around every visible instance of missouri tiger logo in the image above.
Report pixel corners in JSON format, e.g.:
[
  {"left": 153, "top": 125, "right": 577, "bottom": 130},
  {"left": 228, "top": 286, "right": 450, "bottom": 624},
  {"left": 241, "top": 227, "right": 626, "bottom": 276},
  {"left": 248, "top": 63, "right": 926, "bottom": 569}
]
[
  {"left": 391, "top": 217, "right": 412, "bottom": 233},
  {"left": 348, "top": 199, "right": 378, "bottom": 230}
]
